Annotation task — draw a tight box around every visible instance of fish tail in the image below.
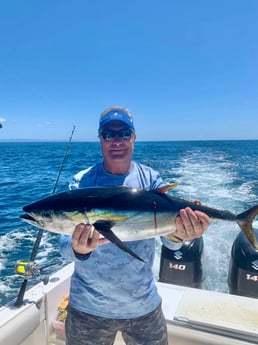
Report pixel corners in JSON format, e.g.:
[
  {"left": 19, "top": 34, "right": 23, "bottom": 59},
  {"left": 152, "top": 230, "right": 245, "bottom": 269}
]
[
  {"left": 93, "top": 220, "right": 145, "bottom": 262},
  {"left": 236, "top": 205, "right": 258, "bottom": 250}
]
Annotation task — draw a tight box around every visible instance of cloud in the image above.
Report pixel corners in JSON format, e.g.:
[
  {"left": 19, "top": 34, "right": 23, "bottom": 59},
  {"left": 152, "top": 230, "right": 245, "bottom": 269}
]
[
  {"left": 37, "top": 121, "right": 52, "bottom": 127},
  {"left": 0, "top": 117, "right": 6, "bottom": 123}
]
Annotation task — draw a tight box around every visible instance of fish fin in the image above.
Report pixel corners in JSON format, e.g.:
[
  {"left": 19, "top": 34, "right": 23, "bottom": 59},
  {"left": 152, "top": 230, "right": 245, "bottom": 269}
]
[
  {"left": 163, "top": 233, "right": 183, "bottom": 243},
  {"left": 93, "top": 220, "right": 145, "bottom": 262},
  {"left": 237, "top": 205, "right": 258, "bottom": 250},
  {"left": 156, "top": 183, "right": 179, "bottom": 194}
]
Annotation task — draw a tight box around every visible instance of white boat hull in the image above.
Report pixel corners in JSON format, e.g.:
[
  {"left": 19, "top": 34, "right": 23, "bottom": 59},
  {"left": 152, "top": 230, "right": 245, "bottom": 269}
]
[{"left": 0, "top": 263, "right": 258, "bottom": 345}]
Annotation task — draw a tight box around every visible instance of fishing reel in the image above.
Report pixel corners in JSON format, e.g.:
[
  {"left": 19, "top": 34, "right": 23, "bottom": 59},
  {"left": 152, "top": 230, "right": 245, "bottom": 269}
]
[{"left": 15, "top": 260, "right": 49, "bottom": 285}]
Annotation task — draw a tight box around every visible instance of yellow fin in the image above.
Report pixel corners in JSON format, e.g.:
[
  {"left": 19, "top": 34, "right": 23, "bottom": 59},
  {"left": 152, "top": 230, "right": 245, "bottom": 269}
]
[
  {"left": 164, "top": 233, "right": 183, "bottom": 243},
  {"left": 156, "top": 183, "right": 179, "bottom": 194}
]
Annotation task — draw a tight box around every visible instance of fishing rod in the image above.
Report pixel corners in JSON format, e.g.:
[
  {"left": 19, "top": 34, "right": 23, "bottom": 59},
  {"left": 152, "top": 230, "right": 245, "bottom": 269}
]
[{"left": 14, "top": 125, "right": 76, "bottom": 307}]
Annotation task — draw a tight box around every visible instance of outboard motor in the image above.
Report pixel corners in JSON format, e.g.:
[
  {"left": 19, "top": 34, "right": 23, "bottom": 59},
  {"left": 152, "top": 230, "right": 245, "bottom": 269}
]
[
  {"left": 228, "top": 229, "right": 258, "bottom": 298},
  {"left": 159, "top": 237, "right": 204, "bottom": 288}
]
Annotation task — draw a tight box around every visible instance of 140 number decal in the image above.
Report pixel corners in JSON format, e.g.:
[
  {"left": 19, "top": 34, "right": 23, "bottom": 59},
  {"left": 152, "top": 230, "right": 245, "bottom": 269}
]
[{"left": 169, "top": 263, "right": 186, "bottom": 271}]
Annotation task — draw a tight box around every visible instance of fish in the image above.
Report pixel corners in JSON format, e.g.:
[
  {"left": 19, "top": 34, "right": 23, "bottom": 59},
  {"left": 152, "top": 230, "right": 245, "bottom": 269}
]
[{"left": 20, "top": 185, "right": 258, "bottom": 262}]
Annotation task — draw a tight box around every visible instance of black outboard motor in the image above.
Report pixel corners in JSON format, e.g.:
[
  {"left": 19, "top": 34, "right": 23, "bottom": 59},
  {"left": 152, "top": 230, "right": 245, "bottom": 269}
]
[
  {"left": 159, "top": 237, "right": 204, "bottom": 288},
  {"left": 228, "top": 229, "right": 258, "bottom": 298}
]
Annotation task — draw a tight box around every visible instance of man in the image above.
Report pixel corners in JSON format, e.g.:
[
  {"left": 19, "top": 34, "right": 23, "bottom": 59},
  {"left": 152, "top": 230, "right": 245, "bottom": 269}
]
[{"left": 59, "top": 106, "right": 210, "bottom": 345}]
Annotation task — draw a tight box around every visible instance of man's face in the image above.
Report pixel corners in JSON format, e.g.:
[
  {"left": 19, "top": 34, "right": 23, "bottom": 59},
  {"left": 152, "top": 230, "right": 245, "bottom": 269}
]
[{"left": 99, "top": 121, "right": 136, "bottom": 164}]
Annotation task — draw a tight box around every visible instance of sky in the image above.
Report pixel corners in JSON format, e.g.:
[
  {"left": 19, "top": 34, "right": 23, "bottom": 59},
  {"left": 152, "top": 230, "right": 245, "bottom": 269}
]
[{"left": 0, "top": 0, "right": 257, "bottom": 141}]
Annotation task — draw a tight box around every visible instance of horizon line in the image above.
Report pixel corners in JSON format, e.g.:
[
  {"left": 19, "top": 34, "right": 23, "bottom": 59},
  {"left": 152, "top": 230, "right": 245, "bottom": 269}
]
[{"left": 1, "top": 138, "right": 258, "bottom": 143}]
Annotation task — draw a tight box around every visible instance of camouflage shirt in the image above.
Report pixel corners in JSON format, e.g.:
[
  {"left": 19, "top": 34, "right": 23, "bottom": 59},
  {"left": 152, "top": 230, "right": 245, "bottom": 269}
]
[{"left": 59, "top": 161, "right": 181, "bottom": 318}]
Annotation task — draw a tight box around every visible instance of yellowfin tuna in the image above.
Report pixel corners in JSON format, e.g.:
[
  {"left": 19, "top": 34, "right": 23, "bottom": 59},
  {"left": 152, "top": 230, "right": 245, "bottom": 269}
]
[{"left": 20, "top": 185, "right": 258, "bottom": 261}]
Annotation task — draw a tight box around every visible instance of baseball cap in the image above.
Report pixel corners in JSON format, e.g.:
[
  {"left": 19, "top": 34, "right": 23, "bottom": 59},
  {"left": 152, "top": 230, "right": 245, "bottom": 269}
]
[{"left": 98, "top": 106, "right": 135, "bottom": 134}]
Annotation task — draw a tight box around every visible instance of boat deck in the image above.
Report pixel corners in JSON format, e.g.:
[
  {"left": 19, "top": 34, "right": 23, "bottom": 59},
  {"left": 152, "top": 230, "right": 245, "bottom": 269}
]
[
  {"left": 1, "top": 263, "right": 258, "bottom": 345},
  {"left": 48, "top": 266, "right": 258, "bottom": 345}
]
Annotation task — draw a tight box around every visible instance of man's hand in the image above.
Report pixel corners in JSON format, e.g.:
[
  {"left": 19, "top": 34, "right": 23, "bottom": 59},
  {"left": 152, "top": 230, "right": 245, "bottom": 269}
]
[
  {"left": 173, "top": 207, "right": 210, "bottom": 241},
  {"left": 72, "top": 223, "right": 109, "bottom": 255}
]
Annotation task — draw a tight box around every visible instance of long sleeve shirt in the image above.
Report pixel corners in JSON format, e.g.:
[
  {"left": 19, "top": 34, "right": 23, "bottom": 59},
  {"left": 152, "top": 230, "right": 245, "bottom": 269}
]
[{"left": 59, "top": 161, "right": 181, "bottom": 318}]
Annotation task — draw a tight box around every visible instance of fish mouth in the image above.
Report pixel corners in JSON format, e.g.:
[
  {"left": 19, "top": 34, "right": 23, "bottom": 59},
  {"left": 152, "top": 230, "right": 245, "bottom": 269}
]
[{"left": 20, "top": 213, "right": 43, "bottom": 227}]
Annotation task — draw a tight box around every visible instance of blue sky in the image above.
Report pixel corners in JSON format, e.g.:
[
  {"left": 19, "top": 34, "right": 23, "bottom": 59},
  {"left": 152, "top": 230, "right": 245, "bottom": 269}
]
[{"left": 0, "top": 0, "right": 257, "bottom": 141}]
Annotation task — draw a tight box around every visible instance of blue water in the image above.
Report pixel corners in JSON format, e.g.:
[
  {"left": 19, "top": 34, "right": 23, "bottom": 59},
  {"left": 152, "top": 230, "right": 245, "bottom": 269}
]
[{"left": 1, "top": 140, "right": 258, "bottom": 306}]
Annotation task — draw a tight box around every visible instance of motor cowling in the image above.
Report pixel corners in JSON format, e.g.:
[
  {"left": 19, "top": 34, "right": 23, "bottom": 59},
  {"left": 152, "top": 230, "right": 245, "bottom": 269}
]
[
  {"left": 228, "top": 229, "right": 258, "bottom": 298},
  {"left": 159, "top": 237, "right": 204, "bottom": 288}
]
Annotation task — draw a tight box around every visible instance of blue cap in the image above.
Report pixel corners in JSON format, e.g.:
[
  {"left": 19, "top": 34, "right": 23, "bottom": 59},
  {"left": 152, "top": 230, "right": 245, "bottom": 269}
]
[{"left": 98, "top": 106, "right": 135, "bottom": 134}]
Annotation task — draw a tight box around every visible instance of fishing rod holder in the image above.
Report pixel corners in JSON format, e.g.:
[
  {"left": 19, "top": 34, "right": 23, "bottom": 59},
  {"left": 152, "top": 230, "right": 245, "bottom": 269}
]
[{"left": 15, "top": 260, "right": 49, "bottom": 285}]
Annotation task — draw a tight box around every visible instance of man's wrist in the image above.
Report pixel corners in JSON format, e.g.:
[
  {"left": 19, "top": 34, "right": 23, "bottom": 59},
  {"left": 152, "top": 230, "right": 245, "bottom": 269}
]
[{"left": 73, "top": 250, "right": 92, "bottom": 260}]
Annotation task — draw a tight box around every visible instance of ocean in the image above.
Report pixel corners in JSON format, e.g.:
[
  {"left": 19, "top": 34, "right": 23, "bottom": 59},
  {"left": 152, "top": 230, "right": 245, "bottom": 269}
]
[{"left": 1, "top": 140, "right": 258, "bottom": 306}]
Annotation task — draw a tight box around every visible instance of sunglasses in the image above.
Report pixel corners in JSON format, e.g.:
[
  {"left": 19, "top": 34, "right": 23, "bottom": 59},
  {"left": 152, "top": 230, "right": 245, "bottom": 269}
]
[{"left": 100, "top": 129, "right": 134, "bottom": 141}]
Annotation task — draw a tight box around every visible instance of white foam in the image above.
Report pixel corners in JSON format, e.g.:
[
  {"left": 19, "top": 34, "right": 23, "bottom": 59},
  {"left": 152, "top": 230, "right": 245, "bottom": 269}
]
[{"left": 160, "top": 146, "right": 257, "bottom": 293}]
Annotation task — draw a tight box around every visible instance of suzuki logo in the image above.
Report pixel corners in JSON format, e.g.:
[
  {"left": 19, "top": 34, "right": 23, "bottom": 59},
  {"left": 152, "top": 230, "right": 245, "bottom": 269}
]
[
  {"left": 174, "top": 250, "right": 183, "bottom": 260},
  {"left": 251, "top": 260, "right": 258, "bottom": 271}
]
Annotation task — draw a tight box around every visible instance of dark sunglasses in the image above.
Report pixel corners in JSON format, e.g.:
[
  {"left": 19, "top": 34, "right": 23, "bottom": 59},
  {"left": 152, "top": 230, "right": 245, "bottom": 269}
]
[{"left": 100, "top": 129, "right": 134, "bottom": 141}]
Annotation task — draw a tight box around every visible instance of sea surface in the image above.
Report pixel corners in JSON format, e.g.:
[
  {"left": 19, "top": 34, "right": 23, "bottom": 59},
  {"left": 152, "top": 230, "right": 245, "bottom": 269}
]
[{"left": 0, "top": 140, "right": 258, "bottom": 306}]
